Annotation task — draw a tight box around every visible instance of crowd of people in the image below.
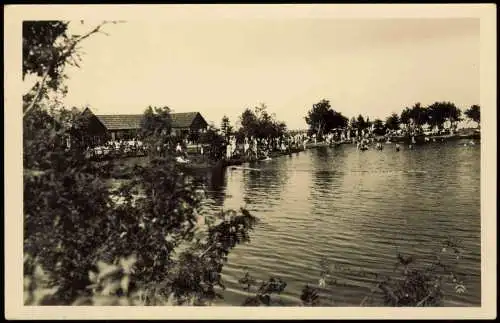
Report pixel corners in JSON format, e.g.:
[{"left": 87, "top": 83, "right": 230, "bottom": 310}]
[
  {"left": 221, "top": 133, "right": 311, "bottom": 161},
  {"left": 84, "top": 139, "right": 147, "bottom": 160},
  {"left": 83, "top": 124, "right": 473, "bottom": 162},
  {"left": 84, "top": 137, "right": 201, "bottom": 161}
]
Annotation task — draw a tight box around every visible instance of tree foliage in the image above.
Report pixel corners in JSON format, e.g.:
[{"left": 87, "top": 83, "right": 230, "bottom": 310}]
[
  {"left": 349, "top": 117, "right": 357, "bottom": 130},
  {"left": 464, "top": 105, "right": 480, "bottom": 124},
  {"left": 23, "top": 21, "right": 70, "bottom": 87},
  {"left": 199, "top": 127, "right": 226, "bottom": 162},
  {"left": 356, "top": 114, "right": 368, "bottom": 130},
  {"left": 397, "top": 102, "right": 462, "bottom": 131},
  {"left": 238, "top": 104, "right": 287, "bottom": 139},
  {"left": 427, "top": 101, "right": 462, "bottom": 129},
  {"left": 139, "top": 106, "right": 173, "bottom": 150},
  {"left": 220, "top": 115, "right": 233, "bottom": 139},
  {"left": 23, "top": 20, "right": 122, "bottom": 117},
  {"left": 23, "top": 20, "right": 259, "bottom": 306},
  {"left": 372, "top": 119, "right": 386, "bottom": 136},
  {"left": 408, "top": 102, "right": 429, "bottom": 126},
  {"left": 400, "top": 107, "right": 411, "bottom": 127},
  {"left": 385, "top": 113, "right": 401, "bottom": 131},
  {"left": 305, "top": 100, "right": 348, "bottom": 137}
]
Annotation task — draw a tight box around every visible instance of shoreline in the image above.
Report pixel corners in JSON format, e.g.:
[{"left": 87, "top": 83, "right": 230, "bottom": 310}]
[
  {"left": 102, "top": 133, "right": 480, "bottom": 179},
  {"left": 101, "top": 147, "right": 306, "bottom": 179},
  {"left": 327, "top": 132, "right": 480, "bottom": 146},
  {"left": 26, "top": 133, "right": 479, "bottom": 181}
]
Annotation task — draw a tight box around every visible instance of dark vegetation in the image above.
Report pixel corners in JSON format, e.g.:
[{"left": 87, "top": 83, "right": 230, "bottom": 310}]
[{"left": 236, "top": 103, "right": 288, "bottom": 141}]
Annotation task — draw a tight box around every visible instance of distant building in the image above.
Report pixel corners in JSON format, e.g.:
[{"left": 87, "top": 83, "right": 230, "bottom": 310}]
[{"left": 78, "top": 108, "right": 209, "bottom": 146}]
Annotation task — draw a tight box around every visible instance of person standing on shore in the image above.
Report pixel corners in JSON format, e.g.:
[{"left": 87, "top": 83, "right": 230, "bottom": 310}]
[
  {"left": 244, "top": 137, "right": 249, "bottom": 156},
  {"left": 231, "top": 136, "right": 237, "bottom": 156},
  {"left": 226, "top": 141, "right": 232, "bottom": 159}
]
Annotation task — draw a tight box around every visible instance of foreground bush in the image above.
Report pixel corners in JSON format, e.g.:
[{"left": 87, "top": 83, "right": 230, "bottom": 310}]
[{"left": 24, "top": 107, "right": 259, "bottom": 306}]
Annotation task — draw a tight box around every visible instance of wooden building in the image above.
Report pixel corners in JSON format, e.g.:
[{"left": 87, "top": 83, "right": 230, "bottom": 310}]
[
  {"left": 79, "top": 108, "right": 209, "bottom": 146},
  {"left": 170, "top": 112, "right": 209, "bottom": 138}
]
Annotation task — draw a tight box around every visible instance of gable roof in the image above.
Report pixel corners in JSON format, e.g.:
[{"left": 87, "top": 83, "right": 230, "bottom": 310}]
[
  {"left": 171, "top": 112, "right": 204, "bottom": 129},
  {"left": 92, "top": 111, "right": 206, "bottom": 131},
  {"left": 95, "top": 114, "right": 143, "bottom": 131}
]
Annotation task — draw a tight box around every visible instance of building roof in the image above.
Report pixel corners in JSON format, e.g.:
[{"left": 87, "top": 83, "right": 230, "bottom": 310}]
[
  {"left": 93, "top": 111, "right": 206, "bottom": 131},
  {"left": 95, "top": 114, "right": 143, "bottom": 131},
  {"left": 170, "top": 112, "right": 202, "bottom": 129}
]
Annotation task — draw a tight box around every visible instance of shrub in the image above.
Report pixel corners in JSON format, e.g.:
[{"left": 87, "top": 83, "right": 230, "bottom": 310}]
[{"left": 24, "top": 105, "right": 259, "bottom": 305}]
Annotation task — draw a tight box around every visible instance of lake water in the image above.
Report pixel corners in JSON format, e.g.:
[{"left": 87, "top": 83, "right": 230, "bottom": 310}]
[{"left": 201, "top": 139, "right": 481, "bottom": 306}]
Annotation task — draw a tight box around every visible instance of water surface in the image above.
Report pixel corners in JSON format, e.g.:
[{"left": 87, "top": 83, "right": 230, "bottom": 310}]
[{"left": 202, "top": 140, "right": 481, "bottom": 306}]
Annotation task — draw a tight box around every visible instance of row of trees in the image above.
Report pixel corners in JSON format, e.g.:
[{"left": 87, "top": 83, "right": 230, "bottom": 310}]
[{"left": 305, "top": 99, "right": 481, "bottom": 138}]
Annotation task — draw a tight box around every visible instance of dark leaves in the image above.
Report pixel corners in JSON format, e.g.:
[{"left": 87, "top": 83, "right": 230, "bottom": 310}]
[{"left": 300, "top": 284, "right": 320, "bottom": 306}]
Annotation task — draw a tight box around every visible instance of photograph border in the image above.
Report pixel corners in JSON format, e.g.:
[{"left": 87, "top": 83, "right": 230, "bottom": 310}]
[{"left": 4, "top": 3, "right": 497, "bottom": 319}]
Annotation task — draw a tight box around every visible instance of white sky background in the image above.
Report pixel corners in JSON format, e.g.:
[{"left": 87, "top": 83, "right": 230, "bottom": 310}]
[{"left": 60, "top": 18, "right": 479, "bottom": 130}]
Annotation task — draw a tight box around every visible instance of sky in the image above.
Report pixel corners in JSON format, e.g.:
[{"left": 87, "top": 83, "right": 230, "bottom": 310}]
[{"left": 60, "top": 18, "right": 480, "bottom": 130}]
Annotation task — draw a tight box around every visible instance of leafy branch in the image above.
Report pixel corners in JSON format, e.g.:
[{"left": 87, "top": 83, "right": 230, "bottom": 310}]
[{"left": 23, "top": 20, "right": 125, "bottom": 117}]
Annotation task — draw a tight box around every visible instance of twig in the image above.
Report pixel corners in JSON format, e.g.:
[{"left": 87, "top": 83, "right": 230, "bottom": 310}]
[
  {"left": 23, "top": 21, "right": 116, "bottom": 118},
  {"left": 23, "top": 66, "right": 51, "bottom": 117},
  {"left": 416, "top": 290, "right": 435, "bottom": 307},
  {"left": 198, "top": 243, "right": 214, "bottom": 258}
]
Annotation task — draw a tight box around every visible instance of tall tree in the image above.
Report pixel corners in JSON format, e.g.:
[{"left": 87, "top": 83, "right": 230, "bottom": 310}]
[
  {"left": 239, "top": 104, "right": 287, "bottom": 139},
  {"left": 305, "top": 99, "right": 348, "bottom": 137},
  {"left": 140, "top": 106, "right": 172, "bottom": 138},
  {"left": 400, "top": 107, "right": 411, "bottom": 128},
  {"left": 408, "top": 102, "right": 429, "bottom": 127},
  {"left": 464, "top": 105, "right": 480, "bottom": 124},
  {"left": 305, "top": 100, "right": 331, "bottom": 137},
  {"left": 239, "top": 108, "right": 259, "bottom": 137},
  {"left": 139, "top": 106, "right": 173, "bottom": 154},
  {"left": 365, "top": 116, "right": 372, "bottom": 130},
  {"left": 330, "top": 110, "right": 349, "bottom": 130},
  {"left": 427, "top": 101, "right": 462, "bottom": 130},
  {"left": 356, "top": 114, "right": 367, "bottom": 130},
  {"left": 385, "top": 113, "right": 401, "bottom": 131},
  {"left": 349, "top": 117, "right": 357, "bottom": 130},
  {"left": 372, "top": 119, "right": 386, "bottom": 136},
  {"left": 220, "top": 115, "right": 233, "bottom": 139}
]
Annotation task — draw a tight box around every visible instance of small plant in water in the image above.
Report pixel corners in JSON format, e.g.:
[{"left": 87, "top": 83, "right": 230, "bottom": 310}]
[
  {"left": 237, "top": 236, "right": 466, "bottom": 307},
  {"left": 238, "top": 272, "right": 287, "bottom": 306}
]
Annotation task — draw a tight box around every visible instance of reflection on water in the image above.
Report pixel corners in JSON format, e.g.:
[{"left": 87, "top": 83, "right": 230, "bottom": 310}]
[{"left": 202, "top": 140, "right": 481, "bottom": 306}]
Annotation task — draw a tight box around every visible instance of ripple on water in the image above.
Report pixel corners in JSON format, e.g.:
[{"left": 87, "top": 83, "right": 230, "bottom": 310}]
[{"left": 202, "top": 142, "right": 481, "bottom": 306}]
